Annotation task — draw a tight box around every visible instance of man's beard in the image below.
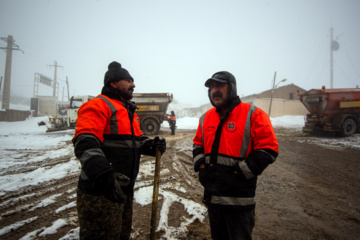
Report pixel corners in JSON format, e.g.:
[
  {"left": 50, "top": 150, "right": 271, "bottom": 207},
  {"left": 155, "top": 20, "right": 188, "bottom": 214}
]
[{"left": 119, "top": 88, "right": 134, "bottom": 100}]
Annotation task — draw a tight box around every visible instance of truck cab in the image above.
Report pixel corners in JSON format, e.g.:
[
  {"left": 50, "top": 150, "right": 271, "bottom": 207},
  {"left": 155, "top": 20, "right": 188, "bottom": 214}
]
[{"left": 67, "top": 95, "right": 95, "bottom": 128}]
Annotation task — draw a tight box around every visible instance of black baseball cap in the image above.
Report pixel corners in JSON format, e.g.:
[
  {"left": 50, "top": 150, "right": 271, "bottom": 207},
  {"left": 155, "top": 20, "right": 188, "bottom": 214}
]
[{"left": 205, "top": 71, "right": 232, "bottom": 87}]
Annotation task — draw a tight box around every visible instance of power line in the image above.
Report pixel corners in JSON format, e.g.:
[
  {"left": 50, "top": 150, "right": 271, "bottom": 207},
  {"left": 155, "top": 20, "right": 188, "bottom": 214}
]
[
  {"left": 343, "top": 48, "right": 360, "bottom": 80},
  {"left": 333, "top": 59, "right": 359, "bottom": 87},
  {"left": 305, "top": 34, "right": 328, "bottom": 84},
  {"left": 13, "top": 38, "right": 53, "bottom": 63}
]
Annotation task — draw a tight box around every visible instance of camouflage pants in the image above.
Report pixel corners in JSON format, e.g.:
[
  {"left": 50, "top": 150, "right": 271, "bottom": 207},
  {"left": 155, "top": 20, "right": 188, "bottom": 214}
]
[{"left": 77, "top": 188, "right": 133, "bottom": 240}]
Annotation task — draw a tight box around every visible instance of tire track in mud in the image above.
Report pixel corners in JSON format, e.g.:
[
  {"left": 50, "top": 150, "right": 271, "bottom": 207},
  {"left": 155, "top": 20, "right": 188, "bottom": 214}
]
[
  {"left": 0, "top": 144, "right": 79, "bottom": 240},
  {"left": 0, "top": 131, "right": 209, "bottom": 240},
  {"left": 132, "top": 132, "right": 209, "bottom": 239},
  {"left": 0, "top": 155, "right": 74, "bottom": 176}
]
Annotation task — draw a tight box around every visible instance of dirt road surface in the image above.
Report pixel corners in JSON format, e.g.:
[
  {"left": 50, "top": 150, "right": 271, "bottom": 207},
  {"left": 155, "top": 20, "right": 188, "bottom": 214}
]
[{"left": 0, "top": 127, "right": 359, "bottom": 239}]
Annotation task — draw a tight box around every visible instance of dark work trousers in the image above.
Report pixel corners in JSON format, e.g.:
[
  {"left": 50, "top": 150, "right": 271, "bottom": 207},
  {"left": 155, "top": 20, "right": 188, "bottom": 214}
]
[
  {"left": 170, "top": 122, "right": 176, "bottom": 135},
  {"left": 208, "top": 204, "right": 255, "bottom": 240},
  {"left": 77, "top": 188, "right": 133, "bottom": 240}
]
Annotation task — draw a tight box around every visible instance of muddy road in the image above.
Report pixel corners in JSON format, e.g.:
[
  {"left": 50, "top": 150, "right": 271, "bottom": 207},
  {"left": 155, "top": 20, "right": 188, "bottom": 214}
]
[{"left": 0, "top": 128, "right": 359, "bottom": 239}]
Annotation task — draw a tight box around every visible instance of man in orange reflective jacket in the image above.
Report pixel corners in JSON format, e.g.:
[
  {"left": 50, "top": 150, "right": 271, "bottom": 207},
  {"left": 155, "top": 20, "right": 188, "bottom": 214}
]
[
  {"left": 193, "top": 71, "right": 279, "bottom": 240},
  {"left": 73, "top": 61, "right": 166, "bottom": 239},
  {"left": 169, "top": 111, "right": 176, "bottom": 135}
]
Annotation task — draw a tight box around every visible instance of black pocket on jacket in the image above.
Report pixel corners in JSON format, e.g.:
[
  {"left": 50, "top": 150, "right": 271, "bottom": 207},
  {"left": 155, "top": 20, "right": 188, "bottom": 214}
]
[{"left": 207, "top": 164, "right": 241, "bottom": 195}]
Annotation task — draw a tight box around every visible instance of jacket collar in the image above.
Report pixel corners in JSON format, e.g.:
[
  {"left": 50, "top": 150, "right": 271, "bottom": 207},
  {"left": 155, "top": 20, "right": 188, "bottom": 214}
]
[{"left": 101, "top": 85, "right": 137, "bottom": 113}]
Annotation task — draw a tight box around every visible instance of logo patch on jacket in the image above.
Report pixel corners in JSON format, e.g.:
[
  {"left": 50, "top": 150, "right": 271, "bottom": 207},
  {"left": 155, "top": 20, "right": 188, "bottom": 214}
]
[{"left": 227, "top": 122, "right": 236, "bottom": 132}]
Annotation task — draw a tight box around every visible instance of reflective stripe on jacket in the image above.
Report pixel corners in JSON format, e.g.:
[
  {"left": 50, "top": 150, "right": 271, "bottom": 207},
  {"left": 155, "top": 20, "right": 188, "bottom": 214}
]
[
  {"left": 73, "top": 94, "right": 144, "bottom": 194},
  {"left": 193, "top": 101, "right": 278, "bottom": 207}
]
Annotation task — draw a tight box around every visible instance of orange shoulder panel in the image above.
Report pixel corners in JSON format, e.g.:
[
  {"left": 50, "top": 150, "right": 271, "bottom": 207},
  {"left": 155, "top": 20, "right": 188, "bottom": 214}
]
[{"left": 73, "top": 97, "right": 110, "bottom": 142}]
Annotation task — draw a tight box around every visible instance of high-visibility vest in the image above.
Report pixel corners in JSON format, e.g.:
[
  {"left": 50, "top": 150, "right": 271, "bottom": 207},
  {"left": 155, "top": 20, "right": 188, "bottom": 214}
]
[
  {"left": 193, "top": 102, "right": 278, "bottom": 207},
  {"left": 74, "top": 94, "right": 143, "bottom": 190},
  {"left": 194, "top": 103, "right": 278, "bottom": 159},
  {"left": 74, "top": 95, "right": 142, "bottom": 141}
]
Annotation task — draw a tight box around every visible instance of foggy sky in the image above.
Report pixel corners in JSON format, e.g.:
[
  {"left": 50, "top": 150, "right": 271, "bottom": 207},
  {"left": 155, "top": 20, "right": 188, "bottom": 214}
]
[{"left": 1, "top": 0, "right": 360, "bottom": 107}]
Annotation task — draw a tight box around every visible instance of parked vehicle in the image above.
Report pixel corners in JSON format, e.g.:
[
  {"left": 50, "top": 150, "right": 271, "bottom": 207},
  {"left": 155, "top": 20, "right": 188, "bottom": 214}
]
[
  {"left": 66, "top": 95, "right": 95, "bottom": 128},
  {"left": 46, "top": 93, "right": 173, "bottom": 135},
  {"left": 300, "top": 86, "right": 360, "bottom": 136},
  {"left": 132, "top": 93, "right": 173, "bottom": 135},
  {"left": 46, "top": 95, "right": 94, "bottom": 132}
]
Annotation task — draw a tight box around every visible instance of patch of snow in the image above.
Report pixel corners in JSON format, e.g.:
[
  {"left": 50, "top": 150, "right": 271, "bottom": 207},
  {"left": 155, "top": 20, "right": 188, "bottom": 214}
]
[
  {"left": 0, "top": 216, "right": 38, "bottom": 237},
  {"left": 29, "top": 193, "right": 62, "bottom": 211},
  {"left": 59, "top": 227, "right": 80, "bottom": 240},
  {"left": 19, "top": 227, "right": 45, "bottom": 240},
  {"left": 0, "top": 158, "right": 80, "bottom": 196},
  {"left": 39, "top": 219, "right": 68, "bottom": 237},
  {"left": 270, "top": 115, "right": 305, "bottom": 129},
  {"left": 55, "top": 201, "right": 76, "bottom": 214}
]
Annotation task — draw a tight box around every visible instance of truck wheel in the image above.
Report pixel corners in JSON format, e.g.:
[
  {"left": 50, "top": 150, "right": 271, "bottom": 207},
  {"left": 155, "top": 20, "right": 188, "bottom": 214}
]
[
  {"left": 341, "top": 118, "right": 356, "bottom": 137},
  {"left": 141, "top": 118, "right": 160, "bottom": 135}
]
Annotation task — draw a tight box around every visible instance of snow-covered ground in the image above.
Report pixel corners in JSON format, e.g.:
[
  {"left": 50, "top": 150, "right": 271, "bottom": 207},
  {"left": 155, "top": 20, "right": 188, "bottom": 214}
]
[
  {"left": 1, "top": 114, "right": 359, "bottom": 197},
  {"left": 0, "top": 114, "right": 359, "bottom": 238}
]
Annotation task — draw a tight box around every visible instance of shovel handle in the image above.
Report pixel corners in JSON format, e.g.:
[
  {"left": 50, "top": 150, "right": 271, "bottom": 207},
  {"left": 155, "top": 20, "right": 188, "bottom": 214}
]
[{"left": 150, "top": 147, "right": 162, "bottom": 240}]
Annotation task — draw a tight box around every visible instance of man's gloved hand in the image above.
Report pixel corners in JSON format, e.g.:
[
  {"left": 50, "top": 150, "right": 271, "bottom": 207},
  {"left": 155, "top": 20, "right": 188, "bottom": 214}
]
[
  {"left": 100, "top": 171, "right": 130, "bottom": 203},
  {"left": 153, "top": 136, "right": 166, "bottom": 155}
]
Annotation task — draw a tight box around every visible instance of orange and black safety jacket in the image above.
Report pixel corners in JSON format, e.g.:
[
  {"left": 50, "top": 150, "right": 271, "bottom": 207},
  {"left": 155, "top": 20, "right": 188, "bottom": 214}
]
[
  {"left": 73, "top": 94, "right": 156, "bottom": 195},
  {"left": 170, "top": 115, "right": 176, "bottom": 127},
  {"left": 193, "top": 97, "right": 279, "bottom": 208}
]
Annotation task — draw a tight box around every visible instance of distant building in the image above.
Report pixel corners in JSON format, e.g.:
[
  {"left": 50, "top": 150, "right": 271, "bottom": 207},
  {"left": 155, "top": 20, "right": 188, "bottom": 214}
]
[
  {"left": 184, "top": 83, "right": 309, "bottom": 118},
  {"left": 242, "top": 83, "right": 308, "bottom": 118},
  {"left": 244, "top": 83, "right": 306, "bottom": 102}
]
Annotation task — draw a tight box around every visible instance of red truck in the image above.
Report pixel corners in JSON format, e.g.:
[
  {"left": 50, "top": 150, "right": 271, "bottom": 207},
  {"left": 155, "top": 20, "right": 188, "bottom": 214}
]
[{"left": 300, "top": 87, "right": 360, "bottom": 136}]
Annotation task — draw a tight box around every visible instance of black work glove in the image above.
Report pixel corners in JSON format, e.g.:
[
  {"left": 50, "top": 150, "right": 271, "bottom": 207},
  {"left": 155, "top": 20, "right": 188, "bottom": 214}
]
[
  {"left": 153, "top": 136, "right": 166, "bottom": 155},
  {"left": 98, "top": 171, "right": 130, "bottom": 203},
  {"left": 198, "top": 167, "right": 207, "bottom": 186}
]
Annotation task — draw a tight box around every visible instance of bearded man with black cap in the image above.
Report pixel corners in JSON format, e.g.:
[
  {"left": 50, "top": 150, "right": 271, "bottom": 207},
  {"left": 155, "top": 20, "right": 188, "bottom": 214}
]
[
  {"left": 192, "top": 71, "right": 279, "bottom": 240},
  {"left": 73, "top": 61, "right": 166, "bottom": 239}
]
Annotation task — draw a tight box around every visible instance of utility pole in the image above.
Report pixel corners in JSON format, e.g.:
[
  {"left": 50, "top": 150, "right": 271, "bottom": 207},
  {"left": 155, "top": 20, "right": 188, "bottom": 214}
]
[
  {"left": 66, "top": 76, "right": 70, "bottom": 101},
  {"left": 268, "top": 72, "right": 277, "bottom": 117},
  {"left": 330, "top": 27, "right": 334, "bottom": 89},
  {"left": 268, "top": 71, "right": 287, "bottom": 117},
  {"left": 0, "top": 35, "right": 23, "bottom": 109},
  {"left": 48, "top": 61, "right": 63, "bottom": 98},
  {"left": 330, "top": 27, "right": 340, "bottom": 89}
]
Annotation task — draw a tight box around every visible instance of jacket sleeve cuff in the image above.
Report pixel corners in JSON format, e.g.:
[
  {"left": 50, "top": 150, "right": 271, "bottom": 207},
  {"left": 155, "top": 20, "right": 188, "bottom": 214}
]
[{"left": 194, "top": 155, "right": 205, "bottom": 172}]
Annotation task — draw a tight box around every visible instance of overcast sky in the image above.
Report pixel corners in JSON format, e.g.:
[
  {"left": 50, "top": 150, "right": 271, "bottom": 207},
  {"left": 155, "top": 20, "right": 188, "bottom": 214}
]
[{"left": 1, "top": 0, "right": 359, "bottom": 107}]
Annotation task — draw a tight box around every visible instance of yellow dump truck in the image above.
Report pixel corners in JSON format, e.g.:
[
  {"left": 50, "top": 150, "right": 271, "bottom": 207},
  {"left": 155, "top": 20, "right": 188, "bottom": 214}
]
[{"left": 132, "top": 93, "right": 173, "bottom": 135}]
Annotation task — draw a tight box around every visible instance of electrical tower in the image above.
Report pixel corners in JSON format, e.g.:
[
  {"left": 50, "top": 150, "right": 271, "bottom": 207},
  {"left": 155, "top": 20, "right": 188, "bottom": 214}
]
[
  {"left": 48, "top": 61, "right": 63, "bottom": 98},
  {"left": 0, "top": 35, "right": 23, "bottom": 109}
]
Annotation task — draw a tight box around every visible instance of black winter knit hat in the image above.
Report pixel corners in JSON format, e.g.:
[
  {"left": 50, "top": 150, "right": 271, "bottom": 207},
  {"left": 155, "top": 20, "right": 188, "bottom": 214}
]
[{"left": 104, "top": 61, "right": 133, "bottom": 86}]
